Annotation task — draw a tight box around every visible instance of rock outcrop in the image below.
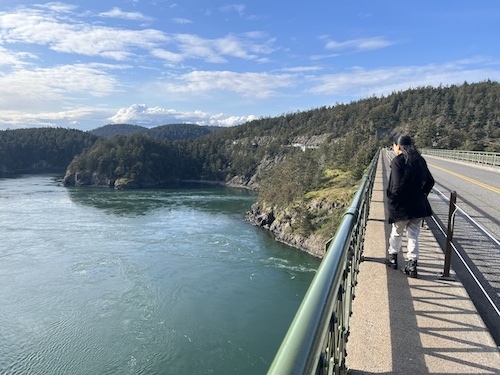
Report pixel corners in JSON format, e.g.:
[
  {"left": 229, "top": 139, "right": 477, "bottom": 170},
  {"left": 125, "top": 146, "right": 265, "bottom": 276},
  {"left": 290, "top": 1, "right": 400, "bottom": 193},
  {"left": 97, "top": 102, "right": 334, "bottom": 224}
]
[
  {"left": 62, "top": 171, "right": 114, "bottom": 188},
  {"left": 62, "top": 170, "right": 167, "bottom": 189},
  {"left": 245, "top": 203, "right": 327, "bottom": 258}
]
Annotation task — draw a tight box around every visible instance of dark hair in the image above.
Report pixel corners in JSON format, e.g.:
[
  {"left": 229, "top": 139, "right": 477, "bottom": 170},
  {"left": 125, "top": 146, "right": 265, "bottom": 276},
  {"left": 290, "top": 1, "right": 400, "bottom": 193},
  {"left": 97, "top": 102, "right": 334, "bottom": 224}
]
[{"left": 394, "top": 134, "right": 419, "bottom": 165}]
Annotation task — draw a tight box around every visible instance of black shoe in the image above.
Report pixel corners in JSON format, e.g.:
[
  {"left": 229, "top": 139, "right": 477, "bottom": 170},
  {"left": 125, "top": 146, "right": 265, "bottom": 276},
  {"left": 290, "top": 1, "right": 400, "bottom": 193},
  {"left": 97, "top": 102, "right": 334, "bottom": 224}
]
[
  {"left": 385, "top": 253, "right": 398, "bottom": 269},
  {"left": 402, "top": 260, "right": 418, "bottom": 278}
]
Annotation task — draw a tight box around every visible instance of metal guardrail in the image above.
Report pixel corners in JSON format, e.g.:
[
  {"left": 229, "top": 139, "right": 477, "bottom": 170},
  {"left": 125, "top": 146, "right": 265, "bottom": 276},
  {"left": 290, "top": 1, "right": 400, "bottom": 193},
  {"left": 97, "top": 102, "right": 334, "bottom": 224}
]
[
  {"left": 267, "top": 149, "right": 380, "bottom": 375},
  {"left": 420, "top": 149, "right": 500, "bottom": 167}
]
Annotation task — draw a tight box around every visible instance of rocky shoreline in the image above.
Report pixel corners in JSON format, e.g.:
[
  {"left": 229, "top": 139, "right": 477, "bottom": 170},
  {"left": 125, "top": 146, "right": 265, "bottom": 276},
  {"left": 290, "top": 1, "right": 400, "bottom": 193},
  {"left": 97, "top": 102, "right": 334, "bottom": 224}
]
[{"left": 244, "top": 202, "right": 326, "bottom": 258}]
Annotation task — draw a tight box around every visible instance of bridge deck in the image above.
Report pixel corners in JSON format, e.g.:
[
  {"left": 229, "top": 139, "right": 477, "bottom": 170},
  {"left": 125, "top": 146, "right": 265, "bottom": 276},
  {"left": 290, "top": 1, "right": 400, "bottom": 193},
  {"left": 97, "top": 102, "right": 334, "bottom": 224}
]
[{"left": 347, "top": 155, "right": 500, "bottom": 374}]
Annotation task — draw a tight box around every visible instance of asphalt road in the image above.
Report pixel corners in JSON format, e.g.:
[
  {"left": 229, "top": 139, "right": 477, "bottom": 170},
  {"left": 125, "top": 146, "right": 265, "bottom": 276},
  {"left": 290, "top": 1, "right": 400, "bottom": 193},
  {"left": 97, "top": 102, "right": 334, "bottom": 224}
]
[{"left": 424, "top": 155, "right": 500, "bottom": 240}]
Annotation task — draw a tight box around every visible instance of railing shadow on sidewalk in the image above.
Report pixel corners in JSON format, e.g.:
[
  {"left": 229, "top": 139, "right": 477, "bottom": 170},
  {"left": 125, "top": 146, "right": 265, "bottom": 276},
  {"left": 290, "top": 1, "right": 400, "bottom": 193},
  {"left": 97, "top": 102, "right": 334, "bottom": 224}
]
[{"left": 389, "top": 237, "right": 498, "bottom": 375}]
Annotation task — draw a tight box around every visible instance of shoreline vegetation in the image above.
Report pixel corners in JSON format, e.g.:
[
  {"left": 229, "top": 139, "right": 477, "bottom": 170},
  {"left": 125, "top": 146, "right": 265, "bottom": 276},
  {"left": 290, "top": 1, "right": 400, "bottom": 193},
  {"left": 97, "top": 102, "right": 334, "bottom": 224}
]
[{"left": 1, "top": 81, "right": 498, "bottom": 257}]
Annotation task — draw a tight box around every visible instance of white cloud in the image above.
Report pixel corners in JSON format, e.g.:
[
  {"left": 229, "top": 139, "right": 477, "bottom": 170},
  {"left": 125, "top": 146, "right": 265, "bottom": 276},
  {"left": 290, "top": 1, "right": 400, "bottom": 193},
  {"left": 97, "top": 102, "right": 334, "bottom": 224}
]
[
  {"left": 99, "top": 7, "right": 152, "bottom": 21},
  {"left": 151, "top": 48, "right": 184, "bottom": 63},
  {"left": 172, "top": 18, "right": 192, "bottom": 24},
  {"left": 0, "top": 63, "right": 120, "bottom": 111},
  {"left": 108, "top": 104, "right": 255, "bottom": 126},
  {"left": 308, "top": 60, "right": 500, "bottom": 97},
  {"left": 0, "top": 5, "right": 274, "bottom": 66},
  {"left": 324, "top": 37, "right": 394, "bottom": 52},
  {"left": 282, "top": 66, "right": 323, "bottom": 72},
  {"left": 35, "top": 2, "right": 78, "bottom": 13},
  {"left": 170, "top": 34, "right": 226, "bottom": 63},
  {"left": 151, "top": 33, "right": 275, "bottom": 64},
  {"left": 214, "top": 35, "right": 253, "bottom": 59},
  {"left": 215, "top": 114, "right": 257, "bottom": 126},
  {"left": 154, "top": 70, "right": 295, "bottom": 99},
  {"left": 219, "top": 4, "right": 246, "bottom": 16},
  {"left": 0, "top": 7, "right": 167, "bottom": 61},
  {"left": 0, "top": 107, "right": 113, "bottom": 129},
  {"left": 0, "top": 46, "right": 34, "bottom": 67},
  {"left": 50, "top": 27, "right": 166, "bottom": 60}
]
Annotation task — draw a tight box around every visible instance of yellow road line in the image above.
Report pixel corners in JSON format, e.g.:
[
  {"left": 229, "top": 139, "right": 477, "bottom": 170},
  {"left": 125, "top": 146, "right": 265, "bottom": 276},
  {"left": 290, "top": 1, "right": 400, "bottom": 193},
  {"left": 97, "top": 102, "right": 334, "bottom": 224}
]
[{"left": 429, "top": 163, "right": 500, "bottom": 194}]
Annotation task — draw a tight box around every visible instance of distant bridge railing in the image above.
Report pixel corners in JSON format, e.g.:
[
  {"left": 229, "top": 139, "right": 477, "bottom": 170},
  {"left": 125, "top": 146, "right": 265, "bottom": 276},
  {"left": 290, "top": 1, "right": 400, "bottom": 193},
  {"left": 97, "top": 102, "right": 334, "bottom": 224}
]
[
  {"left": 420, "top": 149, "right": 500, "bottom": 167},
  {"left": 267, "top": 149, "right": 380, "bottom": 375}
]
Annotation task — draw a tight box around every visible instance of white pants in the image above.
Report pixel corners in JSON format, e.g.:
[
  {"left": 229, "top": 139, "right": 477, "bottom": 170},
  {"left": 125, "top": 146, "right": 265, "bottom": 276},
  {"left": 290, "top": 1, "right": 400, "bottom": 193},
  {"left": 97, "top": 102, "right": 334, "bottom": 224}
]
[{"left": 388, "top": 218, "right": 422, "bottom": 261}]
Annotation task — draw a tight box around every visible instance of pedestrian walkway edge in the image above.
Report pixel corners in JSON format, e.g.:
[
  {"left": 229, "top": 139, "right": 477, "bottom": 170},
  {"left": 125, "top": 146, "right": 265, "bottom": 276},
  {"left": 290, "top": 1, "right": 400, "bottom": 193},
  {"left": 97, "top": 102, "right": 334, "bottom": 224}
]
[{"left": 346, "top": 153, "right": 500, "bottom": 375}]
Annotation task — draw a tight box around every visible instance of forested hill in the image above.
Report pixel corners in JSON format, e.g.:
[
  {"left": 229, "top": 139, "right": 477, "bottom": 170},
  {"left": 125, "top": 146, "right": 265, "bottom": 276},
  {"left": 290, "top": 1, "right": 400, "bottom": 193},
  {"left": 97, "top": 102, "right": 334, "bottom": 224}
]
[
  {"left": 91, "top": 124, "right": 146, "bottom": 138},
  {"left": 91, "top": 123, "right": 222, "bottom": 141},
  {"left": 0, "top": 123, "right": 220, "bottom": 175},
  {"left": 0, "top": 128, "right": 97, "bottom": 174},
  {"left": 217, "top": 79, "right": 499, "bottom": 151}
]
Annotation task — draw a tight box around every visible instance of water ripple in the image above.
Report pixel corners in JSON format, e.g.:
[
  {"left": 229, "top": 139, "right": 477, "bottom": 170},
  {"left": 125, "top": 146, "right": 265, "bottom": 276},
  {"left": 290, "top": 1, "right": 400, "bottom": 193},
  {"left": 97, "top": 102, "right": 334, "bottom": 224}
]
[{"left": 0, "top": 175, "right": 320, "bottom": 375}]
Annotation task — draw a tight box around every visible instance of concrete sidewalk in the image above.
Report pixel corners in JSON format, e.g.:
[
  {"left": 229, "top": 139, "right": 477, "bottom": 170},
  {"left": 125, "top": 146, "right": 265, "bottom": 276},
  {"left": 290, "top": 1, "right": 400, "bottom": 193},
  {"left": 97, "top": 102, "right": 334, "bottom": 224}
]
[{"left": 347, "top": 154, "right": 500, "bottom": 374}]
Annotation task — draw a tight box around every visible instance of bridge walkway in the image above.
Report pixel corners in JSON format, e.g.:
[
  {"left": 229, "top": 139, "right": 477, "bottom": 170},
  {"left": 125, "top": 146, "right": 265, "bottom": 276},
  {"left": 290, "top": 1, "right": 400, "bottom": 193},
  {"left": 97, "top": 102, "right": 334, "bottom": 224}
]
[{"left": 347, "top": 153, "right": 500, "bottom": 374}]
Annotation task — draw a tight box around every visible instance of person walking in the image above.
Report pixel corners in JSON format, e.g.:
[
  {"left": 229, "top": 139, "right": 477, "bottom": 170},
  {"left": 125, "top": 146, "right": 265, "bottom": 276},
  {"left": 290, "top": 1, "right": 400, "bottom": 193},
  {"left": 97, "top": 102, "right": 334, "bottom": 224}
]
[{"left": 386, "top": 134, "right": 435, "bottom": 278}]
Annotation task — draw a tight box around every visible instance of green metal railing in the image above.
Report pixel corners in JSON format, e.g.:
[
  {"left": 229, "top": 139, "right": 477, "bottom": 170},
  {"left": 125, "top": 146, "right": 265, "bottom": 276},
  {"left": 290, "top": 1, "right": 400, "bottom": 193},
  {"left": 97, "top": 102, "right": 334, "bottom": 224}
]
[
  {"left": 268, "top": 149, "right": 380, "bottom": 375},
  {"left": 420, "top": 149, "right": 500, "bottom": 167}
]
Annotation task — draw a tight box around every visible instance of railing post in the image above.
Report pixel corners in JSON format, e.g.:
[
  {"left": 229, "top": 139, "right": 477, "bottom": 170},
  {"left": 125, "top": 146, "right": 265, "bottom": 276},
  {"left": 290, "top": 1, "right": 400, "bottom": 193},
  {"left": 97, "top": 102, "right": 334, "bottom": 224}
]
[{"left": 439, "top": 191, "right": 457, "bottom": 281}]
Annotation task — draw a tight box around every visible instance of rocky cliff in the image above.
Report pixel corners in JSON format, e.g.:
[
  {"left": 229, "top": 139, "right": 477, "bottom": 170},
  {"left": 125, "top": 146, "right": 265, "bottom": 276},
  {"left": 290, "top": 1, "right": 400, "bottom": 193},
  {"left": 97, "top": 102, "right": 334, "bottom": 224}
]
[
  {"left": 62, "top": 171, "right": 167, "bottom": 189},
  {"left": 246, "top": 203, "right": 326, "bottom": 257},
  {"left": 245, "top": 191, "right": 352, "bottom": 258}
]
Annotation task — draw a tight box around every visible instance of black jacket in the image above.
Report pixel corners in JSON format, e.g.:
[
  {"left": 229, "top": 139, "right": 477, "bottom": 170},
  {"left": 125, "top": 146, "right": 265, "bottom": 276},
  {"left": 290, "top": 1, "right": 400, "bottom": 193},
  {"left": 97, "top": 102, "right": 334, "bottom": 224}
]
[{"left": 386, "top": 153, "right": 435, "bottom": 224}]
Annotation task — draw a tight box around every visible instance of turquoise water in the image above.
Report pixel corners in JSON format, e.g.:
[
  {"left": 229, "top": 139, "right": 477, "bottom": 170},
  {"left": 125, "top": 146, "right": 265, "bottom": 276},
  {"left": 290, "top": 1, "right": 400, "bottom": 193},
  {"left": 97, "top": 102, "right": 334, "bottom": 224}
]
[{"left": 0, "top": 175, "right": 320, "bottom": 375}]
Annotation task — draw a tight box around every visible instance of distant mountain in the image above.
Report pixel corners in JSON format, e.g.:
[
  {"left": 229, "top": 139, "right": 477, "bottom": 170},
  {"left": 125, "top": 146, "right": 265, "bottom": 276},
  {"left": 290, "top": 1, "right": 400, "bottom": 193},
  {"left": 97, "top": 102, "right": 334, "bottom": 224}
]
[
  {"left": 0, "top": 128, "right": 98, "bottom": 175},
  {"left": 146, "top": 123, "right": 222, "bottom": 141},
  {"left": 91, "top": 123, "right": 222, "bottom": 142},
  {"left": 90, "top": 124, "right": 149, "bottom": 138}
]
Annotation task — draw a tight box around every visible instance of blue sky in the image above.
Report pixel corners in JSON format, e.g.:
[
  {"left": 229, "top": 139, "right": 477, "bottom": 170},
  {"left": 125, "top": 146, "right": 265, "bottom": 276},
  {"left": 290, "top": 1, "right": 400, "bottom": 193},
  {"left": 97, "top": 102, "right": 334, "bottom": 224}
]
[{"left": 0, "top": 1, "right": 499, "bottom": 131}]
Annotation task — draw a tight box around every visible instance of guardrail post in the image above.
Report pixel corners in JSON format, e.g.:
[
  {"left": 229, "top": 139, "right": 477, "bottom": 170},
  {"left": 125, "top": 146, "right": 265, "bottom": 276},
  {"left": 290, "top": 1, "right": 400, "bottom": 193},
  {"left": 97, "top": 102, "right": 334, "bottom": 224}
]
[{"left": 439, "top": 191, "right": 457, "bottom": 281}]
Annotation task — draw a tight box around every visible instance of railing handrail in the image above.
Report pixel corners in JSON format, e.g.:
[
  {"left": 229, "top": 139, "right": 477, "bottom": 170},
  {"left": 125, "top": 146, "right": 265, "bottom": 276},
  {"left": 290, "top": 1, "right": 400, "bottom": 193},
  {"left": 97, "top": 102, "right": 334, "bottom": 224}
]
[
  {"left": 267, "top": 149, "right": 380, "bottom": 375},
  {"left": 420, "top": 148, "right": 500, "bottom": 167}
]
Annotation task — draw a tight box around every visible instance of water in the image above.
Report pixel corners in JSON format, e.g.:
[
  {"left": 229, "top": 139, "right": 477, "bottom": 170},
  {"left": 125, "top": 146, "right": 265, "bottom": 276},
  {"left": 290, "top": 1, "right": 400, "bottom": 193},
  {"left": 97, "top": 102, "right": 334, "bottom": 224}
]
[{"left": 0, "top": 175, "right": 320, "bottom": 375}]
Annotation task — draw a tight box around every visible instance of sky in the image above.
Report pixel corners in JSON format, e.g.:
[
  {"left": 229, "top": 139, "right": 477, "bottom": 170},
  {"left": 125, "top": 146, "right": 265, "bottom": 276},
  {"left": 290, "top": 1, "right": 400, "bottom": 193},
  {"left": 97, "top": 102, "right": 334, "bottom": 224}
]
[{"left": 0, "top": 1, "right": 499, "bottom": 131}]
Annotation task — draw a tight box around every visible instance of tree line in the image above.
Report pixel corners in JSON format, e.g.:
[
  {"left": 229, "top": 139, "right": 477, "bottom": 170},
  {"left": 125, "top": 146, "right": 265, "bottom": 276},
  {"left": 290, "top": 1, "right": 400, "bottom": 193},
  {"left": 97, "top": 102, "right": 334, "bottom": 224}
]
[
  {"left": 2, "top": 81, "right": 497, "bottom": 251},
  {"left": 0, "top": 128, "right": 97, "bottom": 173},
  {"left": 90, "top": 123, "right": 222, "bottom": 141},
  {"left": 1, "top": 80, "right": 498, "bottom": 191}
]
